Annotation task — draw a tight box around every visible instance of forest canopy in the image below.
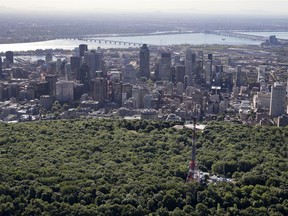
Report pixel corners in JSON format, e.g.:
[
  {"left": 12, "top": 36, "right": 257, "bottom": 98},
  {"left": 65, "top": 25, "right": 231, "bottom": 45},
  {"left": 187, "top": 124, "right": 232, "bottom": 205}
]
[{"left": 0, "top": 119, "right": 287, "bottom": 215}]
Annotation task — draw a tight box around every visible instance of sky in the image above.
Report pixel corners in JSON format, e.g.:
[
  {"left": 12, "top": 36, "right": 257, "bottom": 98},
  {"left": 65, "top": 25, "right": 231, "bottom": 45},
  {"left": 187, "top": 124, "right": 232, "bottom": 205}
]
[{"left": 0, "top": 0, "right": 288, "bottom": 16}]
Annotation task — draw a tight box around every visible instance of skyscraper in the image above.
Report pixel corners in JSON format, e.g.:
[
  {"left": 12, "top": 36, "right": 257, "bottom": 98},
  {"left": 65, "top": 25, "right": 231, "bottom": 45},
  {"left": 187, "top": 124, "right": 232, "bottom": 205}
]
[
  {"left": 235, "top": 65, "right": 242, "bottom": 87},
  {"left": 90, "top": 78, "right": 107, "bottom": 104},
  {"left": 79, "top": 44, "right": 88, "bottom": 57},
  {"left": 5, "top": 51, "right": 14, "bottom": 65},
  {"left": 205, "top": 60, "right": 212, "bottom": 86},
  {"left": 79, "top": 63, "right": 90, "bottom": 93},
  {"left": 70, "top": 56, "right": 81, "bottom": 80},
  {"left": 269, "top": 83, "right": 286, "bottom": 117},
  {"left": 185, "top": 48, "right": 196, "bottom": 85},
  {"left": 159, "top": 52, "right": 171, "bottom": 81},
  {"left": 45, "top": 75, "right": 57, "bottom": 98},
  {"left": 84, "top": 50, "right": 102, "bottom": 79},
  {"left": 139, "top": 44, "right": 150, "bottom": 78},
  {"left": 56, "top": 80, "right": 74, "bottom": 102},
  {"left": 214, "top": 65, "right": 223, "bottom": 86},
  {"left": 175, "top": 65, "right": 185, "bottom": 84},
  {"left": 45, "top": 53, "right": 53, "bottom": 63}
]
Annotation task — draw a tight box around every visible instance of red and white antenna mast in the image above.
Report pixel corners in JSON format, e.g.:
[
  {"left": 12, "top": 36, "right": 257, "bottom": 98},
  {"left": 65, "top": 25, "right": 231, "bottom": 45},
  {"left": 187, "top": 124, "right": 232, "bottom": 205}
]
[{"left": 186, "top": 117, "right": 199, "bottom": 182}]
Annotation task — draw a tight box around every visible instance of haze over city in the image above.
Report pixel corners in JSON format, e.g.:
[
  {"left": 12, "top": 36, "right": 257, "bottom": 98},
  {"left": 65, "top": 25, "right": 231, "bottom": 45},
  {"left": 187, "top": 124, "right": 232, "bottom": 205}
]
[{"left": 0, "top": 0, "right": 288, "bottom": 16}]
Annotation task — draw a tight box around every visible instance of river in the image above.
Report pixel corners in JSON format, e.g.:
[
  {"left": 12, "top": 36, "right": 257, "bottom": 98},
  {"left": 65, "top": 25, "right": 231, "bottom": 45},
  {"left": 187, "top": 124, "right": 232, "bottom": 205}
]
[{"left": 0, "top": 31, "right": 288, "bottom": 53}]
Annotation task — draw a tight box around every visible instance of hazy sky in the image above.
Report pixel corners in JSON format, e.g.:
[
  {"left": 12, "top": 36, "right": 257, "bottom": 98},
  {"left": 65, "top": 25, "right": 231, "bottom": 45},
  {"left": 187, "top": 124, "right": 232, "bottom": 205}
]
[{"left": 1, "top": 0, "right": 288, "bottom": 15}]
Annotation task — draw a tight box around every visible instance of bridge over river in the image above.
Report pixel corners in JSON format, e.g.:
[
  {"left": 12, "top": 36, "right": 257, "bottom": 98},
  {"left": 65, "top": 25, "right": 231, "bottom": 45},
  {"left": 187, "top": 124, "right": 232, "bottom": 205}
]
[
  {"left": 204, "top": 30, "right": 288, "bottom": 44},
  {"left": 63, "top": 37, "right": 145, "bottom": 47}
]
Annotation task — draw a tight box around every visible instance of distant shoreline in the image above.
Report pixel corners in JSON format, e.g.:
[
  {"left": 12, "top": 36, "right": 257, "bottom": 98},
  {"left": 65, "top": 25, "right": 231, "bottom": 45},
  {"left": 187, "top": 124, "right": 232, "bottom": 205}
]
[{"left": 85, "top": 31, "right": 198, "bottom": 38}]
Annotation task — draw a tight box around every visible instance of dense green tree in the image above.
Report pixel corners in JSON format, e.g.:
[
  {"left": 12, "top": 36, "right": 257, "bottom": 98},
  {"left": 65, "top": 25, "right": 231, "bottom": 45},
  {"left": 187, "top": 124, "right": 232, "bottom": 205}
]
[{"left": 0, "top": 120, "right": 287, "bottom": 215}]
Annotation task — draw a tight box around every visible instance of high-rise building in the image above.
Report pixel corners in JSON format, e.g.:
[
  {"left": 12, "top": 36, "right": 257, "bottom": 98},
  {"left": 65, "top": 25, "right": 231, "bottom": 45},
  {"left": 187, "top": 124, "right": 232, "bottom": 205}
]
[
  {"left": 185, "top": 48, "right": 196, "bottom": 85},
  {"left": 56, "top": 80, "right": 74, "bottom": 102},
  {"left": 214, "top": 65, "right": 223, "bottom": 86},
  {"left": 84, "top": 50, "right": 102, "bottom": 79},
  {"left": 90, "top": 78, "right": 107, "bottom": 104},
  {"left": 175, "top": 65, "right": 185, "bottom": 84},
  {"left": 112, "top": 82, "right": 122, "bottom": 107},
  {"left": 123, "top": 64, "right": 136, "bottom": 84},
  {"left": 159, "top": 52, "right": 171, "bottom": 81},
  {"left": 208, "top": 53, "right": 213, "bottom": 62},
  {"left": 65, "top": 63, "right": 72, "bottom": 80},
  {"left": 45, "top": 74, "right": 57, "bottom": 98},
  {"left": 139, "top": 44, "right": 150, "bottom": 78},
  {"left": 269, "top": 83, "right": 286, "bottom": 118},
  {"left": 235, "top": 65, "right": 242, "bottom": 87},
  {"left": 70, "top": 56, "right": 81, "bottom": 80},
  {"left": 48, "top": 62, "right": 57, "bottom": 75},
  {"left": 205, "top": 60, "right": 212, "bottom": 86},
  {"left": 45, "top": 53, "right": 53, "bottom": 63},
  {"left": 79, "top": 44, "right": 88, "bottom": 57},
  {"left": 8, "top": 83, "right": 20, "bottom": 100},
  {"left": 5, "top": 51, "right": 14, "bottom": 65},
  {"left": 36, "top": 82, "right": 49, "bottom": 98},
  {"left": 184, "top": 75, "right": 189, "bottom": 90},
  {"left": 79, "top": 63, "right": 90, "bottom": 93}
]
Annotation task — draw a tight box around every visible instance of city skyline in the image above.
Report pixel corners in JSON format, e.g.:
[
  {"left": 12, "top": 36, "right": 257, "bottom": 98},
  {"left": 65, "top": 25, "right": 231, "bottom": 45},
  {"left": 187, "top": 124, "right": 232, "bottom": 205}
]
[{"left": 1, "top": 0, "right": 288, "bottom": 16}]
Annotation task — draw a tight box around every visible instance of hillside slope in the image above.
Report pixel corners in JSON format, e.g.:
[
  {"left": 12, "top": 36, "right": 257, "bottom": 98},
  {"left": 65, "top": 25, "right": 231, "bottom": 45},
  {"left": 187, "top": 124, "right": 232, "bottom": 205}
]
[{"left": 0, "top": 120, "right": 287, "bottom": 215}]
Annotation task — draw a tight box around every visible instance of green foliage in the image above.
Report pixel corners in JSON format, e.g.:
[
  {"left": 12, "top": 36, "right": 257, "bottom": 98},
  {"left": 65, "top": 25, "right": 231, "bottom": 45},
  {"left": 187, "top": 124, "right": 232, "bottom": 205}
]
[{"left": 0, "top": 120, "right": 287, "bottom": 215}]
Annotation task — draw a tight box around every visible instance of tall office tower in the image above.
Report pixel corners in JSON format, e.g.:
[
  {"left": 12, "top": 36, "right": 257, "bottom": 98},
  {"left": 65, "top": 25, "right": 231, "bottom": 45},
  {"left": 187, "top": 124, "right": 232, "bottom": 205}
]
[
  {"left": 235, "top": 65, "right": 242, "bottom": 87},
  {"left": 45, "top": 53, "right": 53, "bottom": 63},
  {"left": 45, "top": 75, "right": 57, "bottom": 98},
  {"left": 70, "top": 56, "right": 81, "bottom": 80},
  {"left": 185, "top": 48, "right": 197, "bottom": 85},
  {"left": 84, "top": 50, "right": 102, "bottom": 80},
  {"left": 5, "top": 51, "right": 14, "bottom": 64},
  {"left": 184, "top": 75, "right": 189, "bottom": 90},
  {"left": 123, "top": 64, "right": 136, "bottom": 84},
  {"left": 79, "top": 63, "right": 90, "bottom": 93},
  {"left": 94, "top": 51, "right": 103, "bottom": 72},
  {"left": 153, "top": 62, "right": 160, "bottom": 81},
  {"left": 159, "top": 52, "right": 171, "bottom": 81},
  {"left": 90, "top": 78, "right": 107, "bottom": 104},
  {"left": 205, "top": 60, "right": 212, "bottom": 86},
  {"left": 269, "top": 83, "right": 286, "bottom": 117},
  {"left": 48, "top": 62, "right": 57, "bottom": 75},
  {"left": 198, "top": 51, "right": 204, "bottom": 62},
  {"left": 214, "top": 65, "right": 223, "bottom": 86},
  {"left": 0, "top": 57, "right": 2, "bottom": 79},
  {"left": 79, "top": 44, "right": 88, "bottom": 57},
  {"left": 56, "top": 80, "right": 74, "bottom": 103},
  {"left": 112, "top": 82, "right": 122, "bottom": 107},
  {"left": 196, "top": 60, "right": 203, "bottom": 84},
  {"left": 208, "top": 53, "right": 213, "bottom": 62},
  {"left": 8, "top": 83, "right": 20, "bottom": 100},
  {"left": 175, "top": 65, "right": 185, "bottom": 84},
  {"left": 139, "top": 44, "right": 150, "bottom": 78},
  {"left": 65, "top": 63, "right": 72, "bottom": 80},
  {"left": 56, "top": 59, "right": 62, "bottom": 73},
  {"left": 171, "top": 66, "right": 176, "bottom": 84}
]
